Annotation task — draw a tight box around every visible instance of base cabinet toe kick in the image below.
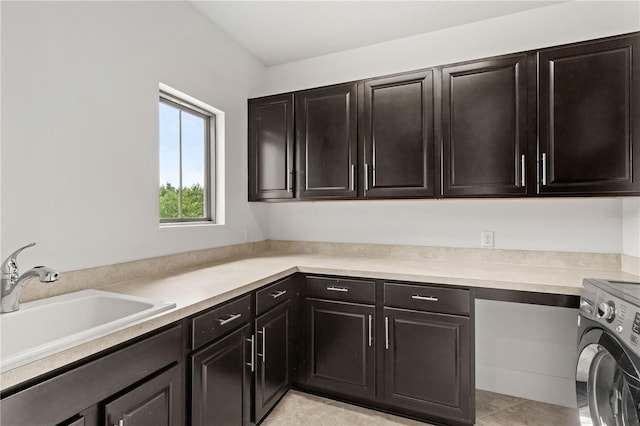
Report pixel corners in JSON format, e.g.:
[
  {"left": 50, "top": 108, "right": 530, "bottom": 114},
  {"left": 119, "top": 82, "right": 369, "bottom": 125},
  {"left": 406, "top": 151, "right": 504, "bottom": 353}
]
[{"left": 1, "top": 272, "right": 576, "bottom": 426}]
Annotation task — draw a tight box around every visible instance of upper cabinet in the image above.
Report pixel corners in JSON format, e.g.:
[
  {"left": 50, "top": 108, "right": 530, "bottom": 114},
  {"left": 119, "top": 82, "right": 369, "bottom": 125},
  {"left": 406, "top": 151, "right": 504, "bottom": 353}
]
[
  {"left": 538, "top": 34, "right": 640, "bottom": 195},
  {"left": 248, "top": 94, "right": 295, "bottom": 201},
  {"left": 441, "top": 54, "right": 530, "bottom": 197},
  {"left": 296, "top": 83, "right": 358, "bottom": 199},
  {"left": 361, "top": 71, "right": 435, "bottom": 198},
  {"left": 248, "top": 32, "right": 640, "bottom": 201}
]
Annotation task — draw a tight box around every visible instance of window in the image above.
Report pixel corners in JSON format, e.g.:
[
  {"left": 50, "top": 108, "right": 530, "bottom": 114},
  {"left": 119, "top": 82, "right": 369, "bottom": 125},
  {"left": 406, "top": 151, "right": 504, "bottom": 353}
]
[{"left": 159, "top": 88, "right": 217, "bottom": 223}]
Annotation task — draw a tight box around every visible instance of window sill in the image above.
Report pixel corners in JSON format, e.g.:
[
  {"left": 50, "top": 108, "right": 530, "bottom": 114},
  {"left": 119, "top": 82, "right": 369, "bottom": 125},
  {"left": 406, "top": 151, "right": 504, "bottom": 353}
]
[{"left": 159, "top": 221, "right": 221, "bottom": 229}]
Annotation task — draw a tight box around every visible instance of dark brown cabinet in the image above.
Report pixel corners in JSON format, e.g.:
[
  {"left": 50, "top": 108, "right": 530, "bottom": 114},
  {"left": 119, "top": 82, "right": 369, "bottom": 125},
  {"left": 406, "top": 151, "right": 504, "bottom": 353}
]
[
  {"left": 191, "top": 324, "right": 252, "bottom": 426},
  {"left": 296, "top": 83, "right": 358, "bottom": 199},
  {"left": 189, "top": 277, "right": 295, "bottom": 426},
  {"left": 382, "top": 281, "right": 473, "bottom": 424},
  {"left": 361, "top": 70, "right": 436, "bottom": 198},
  {"left": 2, "top": 274, "right": 476, "bottom": 426},
  {"left": 248, "top": 94, "right": 295, "bottom": 201},
  {"left": 383, "top": 308, "right": 472, "bottom": 423},
  {"left": 254, "top": 301, "right": 291, "bottom": 420},
  {"left": 304, "top": 298, "right": 376, "bottom": 399},
  {"left": 0, "top": 326, "right": 184, "bottom": 426},
  {"left": 442, "top": 54, "right": 530, "bottom": 197},
  {"left": 299, "top": 276, "right": 474, "bottom": 425},
  {"left": 538, "top": 34, "right": 640, "bottom": 195},
  {"left": 105, "top": 364, "right": 183, "bottom": 426},
  {"left": 248, "top": 33, "right": 639, "bottom": 201}
]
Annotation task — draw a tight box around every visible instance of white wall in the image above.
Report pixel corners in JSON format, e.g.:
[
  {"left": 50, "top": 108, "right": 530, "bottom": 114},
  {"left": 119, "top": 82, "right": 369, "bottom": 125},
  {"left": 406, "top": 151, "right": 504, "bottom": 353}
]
[
  {"left": 2, "top": 1, "right": 636, "bottom": 272},
  {"left": 255, "top": 198, "right": 624, "bottom": 253},
  {"left": 1, "top": 1, "right": 267, "bottom": 272},
  {"left": 252, "top": 1, "right": 640, "bottom": 254},
  {"left": 476, "top": 300, "right": 578, "bottom": 407},
  {"left": 622, "top": 197, "right": 640, "bottom": 257},
  {"left": 0, "top": 0, "right": 3, "bottom": 261},
  {"left": 262, "top": 1, "right": 640, "bottom": 94}
]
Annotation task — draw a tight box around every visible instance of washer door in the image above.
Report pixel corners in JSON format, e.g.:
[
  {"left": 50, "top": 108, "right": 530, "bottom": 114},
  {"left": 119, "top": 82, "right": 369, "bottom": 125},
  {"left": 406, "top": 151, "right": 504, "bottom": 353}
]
[{"left": 577, "top": 343, "right": 640, "bottom": 426}]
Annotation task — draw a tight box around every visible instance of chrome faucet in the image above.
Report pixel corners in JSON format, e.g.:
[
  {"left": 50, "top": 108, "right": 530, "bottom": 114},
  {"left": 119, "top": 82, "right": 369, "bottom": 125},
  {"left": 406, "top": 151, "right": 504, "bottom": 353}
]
[{"left": 1, "top": 242, "right": 59, "bottom": 313}]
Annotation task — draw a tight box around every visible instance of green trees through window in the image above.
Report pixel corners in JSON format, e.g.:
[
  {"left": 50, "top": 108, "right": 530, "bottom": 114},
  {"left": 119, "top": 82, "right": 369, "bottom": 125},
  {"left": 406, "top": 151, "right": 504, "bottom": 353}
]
[{"left": 159, "top": 183, "right": 205, "bottom": 219}]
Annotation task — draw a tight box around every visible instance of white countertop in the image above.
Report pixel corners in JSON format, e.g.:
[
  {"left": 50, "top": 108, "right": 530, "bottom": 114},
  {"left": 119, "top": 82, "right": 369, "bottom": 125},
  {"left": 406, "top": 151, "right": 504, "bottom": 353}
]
[{"left": 2, "top": 251, "right": 638, "bottom": 390}]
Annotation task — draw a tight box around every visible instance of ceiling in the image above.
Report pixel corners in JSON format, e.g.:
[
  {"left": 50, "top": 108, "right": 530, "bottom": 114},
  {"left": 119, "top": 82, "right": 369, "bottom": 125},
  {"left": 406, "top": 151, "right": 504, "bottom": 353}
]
[{"left": 190, "top": 1, "right": 566, "bottom": 67}]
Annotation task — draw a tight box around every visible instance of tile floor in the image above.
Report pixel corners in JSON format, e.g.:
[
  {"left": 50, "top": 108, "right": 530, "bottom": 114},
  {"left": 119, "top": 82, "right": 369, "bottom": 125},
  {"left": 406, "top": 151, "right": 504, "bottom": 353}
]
[{"left": 262, "top": 389, "right": 580, "bottom": 426}]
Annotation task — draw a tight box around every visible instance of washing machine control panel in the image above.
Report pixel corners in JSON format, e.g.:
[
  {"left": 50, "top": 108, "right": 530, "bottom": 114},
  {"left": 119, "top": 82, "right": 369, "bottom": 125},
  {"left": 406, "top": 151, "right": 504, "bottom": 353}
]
[
  {"left": 581, "top": 280, "right": 640, "bottom": 358},
  {"left": 633, "top": 313, "right": 640, "bottom": 335}
]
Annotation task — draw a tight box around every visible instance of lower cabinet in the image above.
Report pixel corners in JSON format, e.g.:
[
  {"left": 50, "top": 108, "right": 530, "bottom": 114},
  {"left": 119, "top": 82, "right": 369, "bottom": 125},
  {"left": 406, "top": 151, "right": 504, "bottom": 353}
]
[
  {"left": 104, "top": 364, "right": 183, "bottom": 426},
  {"left": 383, "top": 308, "right": 472, "bottom": 422},
  {"left": 1, "top": 274, "right": 474, "bottom": 426},
  {"left": 254, "top": 301, "right": 291, "bottom": 420},
  {"left": 298, "top": 276, "right": 474, "bottom": 426},
  {"left": 189, "top": 277, "right": 295, "bottom": 426},
  {"left": 0, "top": 326, "right": 184, "bottom": 426},
  {"left": 191, "top": 324, "right": 252, "bottom": 426},
  {"left": 304, "top": 298, "right": 376, "bottom": 399}
]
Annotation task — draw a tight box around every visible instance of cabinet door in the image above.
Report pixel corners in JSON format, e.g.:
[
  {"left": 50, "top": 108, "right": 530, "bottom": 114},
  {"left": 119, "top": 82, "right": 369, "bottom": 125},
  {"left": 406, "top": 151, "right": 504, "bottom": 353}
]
[
  {"left": 442, "top": 54, "right": 529, "bottom": 197},
  {"left": 538, "top": 34, "right": 640, "bottom": 195},
  {"left": 383, "top": 308, "right": 472, "bottom": 424},
  {"left": 254, "top": 301, "right": 290, "bottom": 421},
  {"left": 191, "top": 324, "right": 252, "bottom": 426},
  {"left": 305, "top": 298, "right": 375, "bottom": 399},
  {"left": 104, "top": 363, "right": 184, "bottom": 426},
  {"left": 248, "top": 94, "right": 295, "bottom": 200},
  {"left": 362, "top": 70, "right": 435, "bottom": 198},
  {"left": 296, "top": 83, "right": 358, "bottom": 199}
]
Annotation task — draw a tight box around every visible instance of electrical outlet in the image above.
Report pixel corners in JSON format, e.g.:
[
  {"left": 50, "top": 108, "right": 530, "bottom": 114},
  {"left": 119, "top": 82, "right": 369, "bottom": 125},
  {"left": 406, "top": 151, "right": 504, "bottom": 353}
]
[{"left": 481, "top": 231, "right": 494, "bottom": 248}]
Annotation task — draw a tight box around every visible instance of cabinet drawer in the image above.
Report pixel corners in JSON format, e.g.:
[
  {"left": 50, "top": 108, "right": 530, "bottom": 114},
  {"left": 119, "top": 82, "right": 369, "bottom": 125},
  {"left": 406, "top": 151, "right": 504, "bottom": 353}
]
[
  {"left": 192, "top": 295, "right": 252, "bottom": 350},
  {"left": 384, "top": 282, "right": 470, "bottom": 315},
  {"left": 305, "top": 276, "right": 375, "bottom": 304},
  {"left": 256, "top": 276, "right": 295, "bottom": 315}
]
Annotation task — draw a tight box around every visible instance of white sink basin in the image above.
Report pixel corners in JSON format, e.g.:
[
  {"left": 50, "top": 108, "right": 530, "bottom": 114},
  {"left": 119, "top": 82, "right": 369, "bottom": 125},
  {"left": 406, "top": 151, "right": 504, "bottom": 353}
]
[{"left": 0, "top": 289, "right": 176, "bottom": 372}]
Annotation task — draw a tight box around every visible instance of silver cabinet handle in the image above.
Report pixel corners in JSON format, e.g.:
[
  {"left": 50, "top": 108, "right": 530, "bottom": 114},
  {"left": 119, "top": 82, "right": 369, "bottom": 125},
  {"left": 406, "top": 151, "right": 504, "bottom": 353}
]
[
  {"left": 218, "top": 313, "right": 241, "bottom": 325},
  {"left": 521, "top": 154, "right": 526, "bottom": 187},
  {"left": 287, "top": 170, "right": 293, "bottom": 192},
  {"left": 262, "top": 327, "right": 266, "bottom": 363},
  {"left": 350, "top": 164, "right": 355, "bottom": 191},
  {"left": 368, "top": 314, "right": 372, "bottom": 347},
  {"left": 364, "top": 163, "right": 369, "bottom": 191},
  {"left": 541, "top": 153, "right": 547, "bottom": 186},
  {"left": 270, "top": 289, "right": 287, "bottom": 299},
  {"left": 327, "top": 286, "right": 349, "bottom": 293},
  {"left": 257, "top": 327, "right": 266, "bottom": 363},
  {"left": 411, "top": 295, "right": 439, "bottom": 302},
  {"left": 246, "top": 335, "right": 255, "bottom": 372},
  {"left": 384, "top": 316, "right": 389, "bottom": 350},
  {"left": 119, "top": 420, "right": 124, "bottom": 426}
]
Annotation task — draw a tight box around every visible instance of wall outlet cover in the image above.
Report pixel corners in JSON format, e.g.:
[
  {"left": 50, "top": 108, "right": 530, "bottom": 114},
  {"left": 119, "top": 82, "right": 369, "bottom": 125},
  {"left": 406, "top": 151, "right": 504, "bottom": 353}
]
[{"left": 482, "top": 231, "right": 494, "bottom": 248}]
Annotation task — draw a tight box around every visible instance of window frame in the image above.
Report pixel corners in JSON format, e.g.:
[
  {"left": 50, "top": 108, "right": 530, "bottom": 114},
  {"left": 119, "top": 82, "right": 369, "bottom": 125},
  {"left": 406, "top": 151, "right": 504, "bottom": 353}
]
[{"left": 159, "top": 90, "right": 215, "bottom": 224}]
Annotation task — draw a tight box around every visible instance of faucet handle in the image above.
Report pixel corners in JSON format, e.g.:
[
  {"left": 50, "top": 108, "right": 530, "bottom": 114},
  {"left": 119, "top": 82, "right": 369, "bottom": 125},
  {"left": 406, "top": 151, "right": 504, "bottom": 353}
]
[{"left": 1, "top": 242, "right": 36, "bottom": 278}]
